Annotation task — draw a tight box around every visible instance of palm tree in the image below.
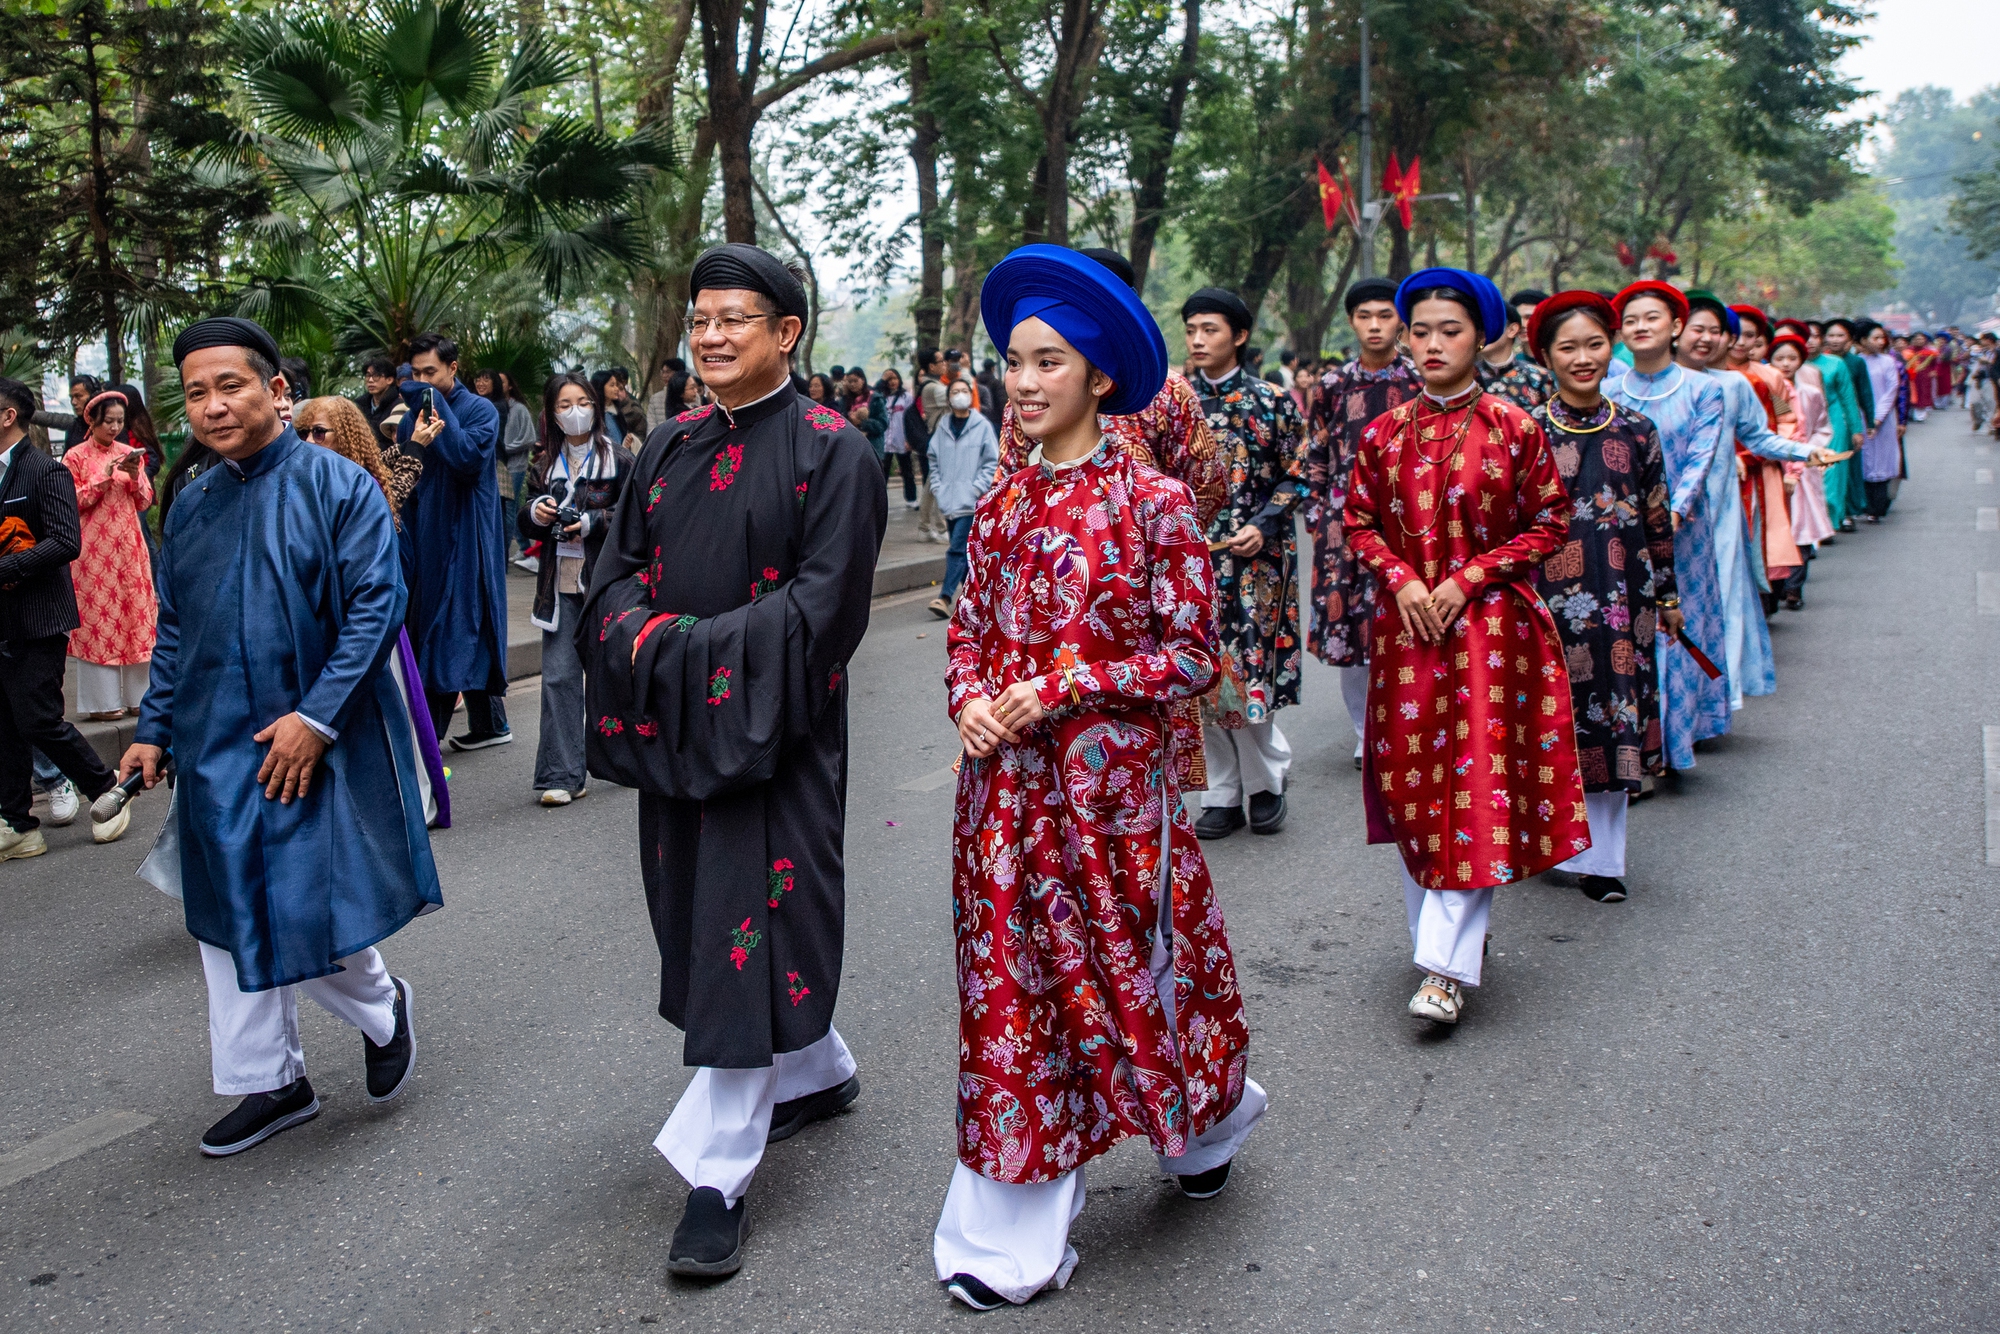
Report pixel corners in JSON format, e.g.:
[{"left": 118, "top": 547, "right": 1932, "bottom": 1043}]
[{"left": 226, "top": 0, "right": 672, "bottom": 357}]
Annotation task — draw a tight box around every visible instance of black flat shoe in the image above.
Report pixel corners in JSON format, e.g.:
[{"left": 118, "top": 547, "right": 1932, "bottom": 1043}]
[
  {"left": 200, "top": 1078, "right": 320, "bottom": 1157},
  {"left": 667, "top": 1187, "right": 750, "bottom": 1278},
  {"left": 945, "top": 1272, "right": 1007, "bottom": 1310},
  {"left": 1579, "top": 875, "right": 1627, "bottom": 903},
  {"left": 1248, "top": 791, "right": 1286, "bottom": 834},
  {"left": 364, "top": 977, "right": 415, "bottom": 1103},
  {"left": 447, "top": 730, "right": 513, "bottom": 751},
  {"left": 766, "top": 1074, "right": 859, "bottom": 1143},
  {"left": 1175, "top": 1161, "right": 1232, "bottom": 1198},
  {"left": 1194, "top": 806, "right": 1245, "bottom": 840}
]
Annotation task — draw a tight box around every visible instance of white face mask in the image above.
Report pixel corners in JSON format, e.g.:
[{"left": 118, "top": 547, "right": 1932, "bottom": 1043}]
[
  {"left": 949, "top": 389, "right": 974, "bottom": 411},
  {"left": 556, "top": 405, "right": 594, "bottom": 436}
]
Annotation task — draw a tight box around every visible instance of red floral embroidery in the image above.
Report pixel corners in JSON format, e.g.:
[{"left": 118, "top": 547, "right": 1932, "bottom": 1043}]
[
  {"left": 707, "top": 666, "right": 732, "bottom": 705},
  {"left": 646, "top": 476, "right": 667, "bottom": 512},
  {"left": 600, "top": 606, "right": 644, "bottom": 642},
  {"left": 709, "top": 443, "right": 744, "bottom": 491},
  {"left": 827, "top": 665, "right": 843, "bottom": 695},
  {"left": 767, "top": 857, "right": 795, "bottom": 907},
  {"left": 677, "top": 404, "right": 716, "bottom": 424},
  {"left": 636, "top": 719, "right": 659, "bottom": 738},
  {"left": 635, "top": 545, "right": 663, "bottom": 594},
  {"left": 729, "top": 917, "right": 761, "bottom": 971},
  {"left": 786, "top": 971, "right": 811, "bottom": 1006},
  {"left": 596, "top": 715, "right": 625, "bottom": 736},
  {"left": 803, "top": 405, "right": 846, "bottom": 433},
  {"left": 795, "top": 480, "right": 809, "bottom": 508},
  {"left": 751, "top": 565, "right": 781, "bottom": 599}
]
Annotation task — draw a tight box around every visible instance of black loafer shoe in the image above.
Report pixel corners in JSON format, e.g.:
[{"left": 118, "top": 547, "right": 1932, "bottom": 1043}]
[
  {"left": 365, "top": 977, "right": 415, "bottom": 1103},
  {"left": 1579, "top": 875, "right": 1627, "bottom": 903},
  {"left": 766, "top": 1074, "right": 860, "bottom": 1143},
  {"left": 1248, "top": 790, "right": 1286, "bottom": 834},
  {"left": 1175, "top": 1161, "right": 1231, "bottom": 1199},
  {"left": 1194, "top": 806, "right": 1246, "bottom": 840},
  {"left": 667, "top": 1187, "right": 750, "bottom": 1277},
  {"left": 201, "top": 1078, "right": 320, "bottom": 1157},
  {"left": 945, "top": 1272, "right": 1007, "bottom": 1310}
]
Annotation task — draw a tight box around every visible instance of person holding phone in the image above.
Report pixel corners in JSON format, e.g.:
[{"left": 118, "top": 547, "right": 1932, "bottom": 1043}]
[
  {"left": 63, "top": 391, "right": 157, "bottom": 721},
  {"left": 397, "top": 333, "right": 510, "bottom": 751}
]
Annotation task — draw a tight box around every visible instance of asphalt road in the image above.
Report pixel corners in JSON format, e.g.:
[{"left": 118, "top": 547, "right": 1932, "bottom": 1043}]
[{"left": 3, "top": 407, "right": 1997, "bottom": 1332}]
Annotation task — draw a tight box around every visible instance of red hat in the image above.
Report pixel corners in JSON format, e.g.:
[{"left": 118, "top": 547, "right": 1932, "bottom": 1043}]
[
  {"left": 1767, "top": 331, "right": 1809, "bottom": 359},
  {"left": 1525, "top": 290, "right": 1618, "bottom": 366},
  {"left": 1729, "top": 304, "right": 1771, "bottom": 339},
  {"left": 1611, "top": 280, "right": 1689, "bottom": 327},
  {"left": 1773, "top": 318, "right": 1810, "bottom": 339}
]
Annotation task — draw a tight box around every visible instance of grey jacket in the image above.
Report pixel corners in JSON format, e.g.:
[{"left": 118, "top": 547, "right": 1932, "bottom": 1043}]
[{"left": 926, "top": 410, "right": 999, "bottom": 518}]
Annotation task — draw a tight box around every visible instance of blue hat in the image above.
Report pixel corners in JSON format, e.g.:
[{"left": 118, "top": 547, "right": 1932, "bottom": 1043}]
[
  {"left": 979, "top": 244, "right": 1167, "bottom": 415},
  {"left": 1394, "top": 267, "right": 1510, "bottom": 345}
]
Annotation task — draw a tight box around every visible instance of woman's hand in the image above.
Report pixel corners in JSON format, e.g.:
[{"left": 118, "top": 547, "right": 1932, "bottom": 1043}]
[
  {"left": 991, "top": 680, "right": 1046, "bottom": 735},
  {"left": 1394, "top": 579, "right": 1445, "bottom": 645},
  {"left": 531, "top": 497, "right": 558, "bottom": 526},
  {"left": 956, "top": 696, "right": 1017, "bottom": 759},
  {"left": 1427, "top": 575, "right": 1469, "bottom": 632},
  {"left": 411, "top": 408, "right": 444, "bottom": 447},
  {"left": 114, "top": 450, "right": 142, "bottom": 477},
  {"left": 1736, "top": 456, "right": 1748, "bottom": 481},
  {"left": 1661, "top": 606, "right": 1685, "bottom": 638}
]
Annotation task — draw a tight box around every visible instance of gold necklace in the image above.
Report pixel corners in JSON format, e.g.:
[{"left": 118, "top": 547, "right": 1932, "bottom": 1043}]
[{"left": 1393, "top": 391, "right": 1483, "bottom": 542}]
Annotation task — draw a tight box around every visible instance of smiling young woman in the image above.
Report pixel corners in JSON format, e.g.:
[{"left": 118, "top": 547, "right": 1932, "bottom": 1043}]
[{"left": 1342, "top": 267, "right": 1591, "bottom": 1028}]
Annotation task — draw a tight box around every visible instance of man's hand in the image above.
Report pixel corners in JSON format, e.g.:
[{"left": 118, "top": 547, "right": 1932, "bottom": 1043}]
[
  {"left": 1225, "top": 524, "right": 1264, "bottom": 557},
  {"left": 411, "top": 407, "right": 444, "bottom": 447},
  {"left": 1393, "top": 579, "right": 1445, "bottom": 645},
  {"left": 119, "top": 743, "right": 164, "bottom": 789},
  {"left": 956, "top": 696, "right": 1018, "bottom": 759},
  {"left": 1426, "top": 575, "right": 1469, "bottom": 633},
  {"left": 253, "top": 713, "right": 329, "bottom": 804},
  {"left": 1661, "top": 607, "right": 1685, "bottom": 637}
]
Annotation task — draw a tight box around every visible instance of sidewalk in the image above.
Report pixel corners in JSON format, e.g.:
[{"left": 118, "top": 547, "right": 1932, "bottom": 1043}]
[{"left": 64, "top": 479, "right": 947, "bottom": 768}]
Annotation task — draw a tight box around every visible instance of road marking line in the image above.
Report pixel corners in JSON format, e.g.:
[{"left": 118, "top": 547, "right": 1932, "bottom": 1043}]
[
  {"left": 895, "top": 766, "right": 958, "bottom": 792},
  {"left": 0, "top": 1111, "right": 154, "bottom": 1190},
  {"left": 1983, "top": 574, "right": 2000, "bottom": 616},
  {"left": 1981, "top": 509, "right": 1999, "bottom": 532},
  {"left": 1981, "top": 469, "right": 1995, "bottom": 485},
  {"left": 1988, "top": 727, "right": 2000, "bottom": 868}
]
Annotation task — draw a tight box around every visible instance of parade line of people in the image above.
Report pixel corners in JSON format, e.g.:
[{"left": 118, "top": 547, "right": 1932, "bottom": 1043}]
[{"left": 0, "top": 241, "right": 1922, "bottom": 1312}]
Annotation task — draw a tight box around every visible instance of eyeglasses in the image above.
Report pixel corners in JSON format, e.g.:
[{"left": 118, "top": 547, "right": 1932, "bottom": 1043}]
[
  {"left": 686, "top": 313, "right": 779, "bottom": 337},
  {"left": 300, "top": 424, "right": 334, "bottom": 442}
]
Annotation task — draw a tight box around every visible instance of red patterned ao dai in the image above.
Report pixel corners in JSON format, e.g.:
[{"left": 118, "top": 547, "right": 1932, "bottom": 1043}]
[{"left": 1344, "top": 391, "right": 1592, "bottom": 890}]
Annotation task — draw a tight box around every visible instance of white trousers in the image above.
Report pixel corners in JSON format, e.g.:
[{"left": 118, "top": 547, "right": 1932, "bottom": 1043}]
[
  {"left": 1402, "top": 864, "right": 1493, "bottom": 988},
  {"left": 1200, "top": 719, "right": 1292, "bottom": 807},
  {"left": 76, "top": 660, "right": 149, "bottom": 714},
  {"left": 1558, "top": 791, "right": 1628, "bottom": 877},
  {"left": 199, "top": 941, "right": 397, "bottom": 1096},
  {"left": 1340, "top": 663, "right": 1370, "bottom": 754},
  {"left": 653, "top": 1027, "right": 856, "bottom": 1206}
]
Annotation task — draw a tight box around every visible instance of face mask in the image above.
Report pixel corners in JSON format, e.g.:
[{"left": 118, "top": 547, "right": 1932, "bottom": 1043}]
[
  {"left": 556, "top": 405, "right": 594, "bottom": 436},
  {"left": 949, "top": 389, "right": 973, "bottom": 410}
]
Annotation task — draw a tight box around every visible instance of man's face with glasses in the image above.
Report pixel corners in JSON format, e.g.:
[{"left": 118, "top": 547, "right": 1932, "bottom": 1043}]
[{"left": 687, "top": 289, "right": 799, "bottom": 406}]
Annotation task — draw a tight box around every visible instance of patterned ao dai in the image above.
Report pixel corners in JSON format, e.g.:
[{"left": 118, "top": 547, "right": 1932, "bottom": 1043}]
[
  {"left": 945, "top": 441, "right": 1250, "bottom": 1183},
  {"left": 1344, "top": 389, "right": 1592, "bottom": 890}
]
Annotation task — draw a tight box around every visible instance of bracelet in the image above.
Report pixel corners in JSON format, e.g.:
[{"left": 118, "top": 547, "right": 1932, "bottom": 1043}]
[{"left": 1656, "top": 597, "right": 1681, "bottom": 610}]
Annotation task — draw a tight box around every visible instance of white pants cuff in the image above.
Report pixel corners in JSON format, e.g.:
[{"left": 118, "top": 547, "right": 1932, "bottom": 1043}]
[
  {"left": 1557, "top": 791, "right": 1628, "bottom": 877},
  {"left": 933, "top": 1162, "right": 1085, "bottom": 1304},
  {"left": 1340, "top": 663, "right": 1370, "bottom": 749},
  {"left": 76, "top": 660, "right": 150, "bottom": 714},
  {"left": 1200, "top": 719, "right": 1292, "bottom": 807},
  {"left": 200, "top": 941, "right": 397, "bottom": 1096},
  {"left": 654, "top": 1027, "right": 856, "bottom": 1205},
  {"left": 1402, "top": 864, "right": 1493, "bottom": 988},
  {"left": 1159, "top": 1076, "right": 1267, "bottom": 1175}
]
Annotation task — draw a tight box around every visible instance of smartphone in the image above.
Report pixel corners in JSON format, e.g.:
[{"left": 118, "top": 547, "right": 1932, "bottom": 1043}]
[{"left": 424, "top": 387, "right": 436, "bottom": 416}]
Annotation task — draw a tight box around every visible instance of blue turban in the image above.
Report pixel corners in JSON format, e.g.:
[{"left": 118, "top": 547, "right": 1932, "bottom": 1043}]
[
  {"left": 1393, "top": 267, "right": 1510, "bottom": 345},
  {"left": 979, "top": 245, "right": 1167, "bottom": 415}
]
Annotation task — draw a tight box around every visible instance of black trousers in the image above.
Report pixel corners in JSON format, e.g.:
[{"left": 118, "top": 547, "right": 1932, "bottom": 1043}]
[
  {"left": 1865, "top": 479, "right": 1894, "bottom": 518},
  {"left": 0, "top": 635, "right": 116, "bottom": 832},
  {"left": 883, "top": 450, "right": 919, "bottom": 502},
  {"left": 425, "top": 689, "right": 508, "bottom": 742}
]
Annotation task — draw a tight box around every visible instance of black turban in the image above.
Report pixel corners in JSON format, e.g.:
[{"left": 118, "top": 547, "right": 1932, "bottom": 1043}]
[
  {"left": 689, "top": 243, "right": 809, "bottom": 321},
  {"left": 1343, "top": 278, "right": 1398, "bottom": 315},
  {"left": 1180, "top": 286, "right": 1253, "bottom": 334},
  {"left": 1078, "top": 247, "right": 1139, "bottom": 292},
  {"left": 171, "top": 316, "right": 281, "bottom": 372}
]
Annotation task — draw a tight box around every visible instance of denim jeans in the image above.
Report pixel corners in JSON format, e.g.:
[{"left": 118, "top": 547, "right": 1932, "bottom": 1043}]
[{"left": 944, "top": 513, "right": 975, "bottom": 601}]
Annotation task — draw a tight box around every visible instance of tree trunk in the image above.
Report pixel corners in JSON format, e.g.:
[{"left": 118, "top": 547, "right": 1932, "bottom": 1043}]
[
  {"left": 1022, "top": 155, "right": 1050, "bottom": 247},
  {"left": 1387, "top": 216, "right": 1411, "bottom": 282},
  {"left": 1126, "top": 0, "right": 1198, "bottom": 292},
  {"left": 907, "top": 0, "right": 944, "bottom": 355},
  {"left": 1460, "top": 152, "right": 1478, "bottom": 272},
  {"left": 80, "top": 14, "right": 123, "bottom": 383}
]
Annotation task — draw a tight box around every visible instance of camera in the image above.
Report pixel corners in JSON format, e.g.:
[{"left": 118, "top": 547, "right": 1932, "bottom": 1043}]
[{"left": 553, "top": 504, "right": 583, "bottom": 531}]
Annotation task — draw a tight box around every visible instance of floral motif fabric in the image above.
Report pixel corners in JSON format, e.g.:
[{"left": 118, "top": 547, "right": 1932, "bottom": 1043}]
[
  {"left": 1345, "top": 390, "right": 1592, "bottom": 889},
  {"left": 1476, "top": 355, "right": 1557, "bottom": 411},
  {"left": 1304, "top": 355, "right": 1423, "bottom": 666},
  {"left": 63, "top": 439, "right": 156, "bottom": 665},
  {"left": 945, "top": 441, "right": 1250, "bottom": 1183},
  {"left": 1529, "top": 400, "right": 1677, "bottom": 791}
]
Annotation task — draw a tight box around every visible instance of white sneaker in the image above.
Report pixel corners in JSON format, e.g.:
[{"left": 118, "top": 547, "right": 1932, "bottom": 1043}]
[
  {"left": 45, "top": 779, "right": 79, "bottom": 826},
  {"left": 539, "top": 786, "right": 585, "bottom": 807},
  {"left": 1407, "top": 974, "right": 1465, "bottom": 1024},
  {"left": 92, "top": 806, "right": 131, "bottom": 844},
  {"left": 0, "top": 824, "right": 48, "bottom": 861}
]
